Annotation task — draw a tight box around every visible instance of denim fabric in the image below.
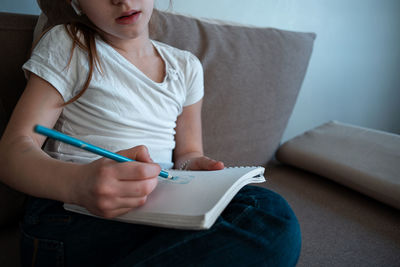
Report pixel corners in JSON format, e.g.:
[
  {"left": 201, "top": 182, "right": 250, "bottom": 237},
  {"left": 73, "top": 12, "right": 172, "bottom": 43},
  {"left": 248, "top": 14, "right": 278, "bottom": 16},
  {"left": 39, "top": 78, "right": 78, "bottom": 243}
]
[{"left": 20, "top": 186, "right": 301, "bottom": 267}]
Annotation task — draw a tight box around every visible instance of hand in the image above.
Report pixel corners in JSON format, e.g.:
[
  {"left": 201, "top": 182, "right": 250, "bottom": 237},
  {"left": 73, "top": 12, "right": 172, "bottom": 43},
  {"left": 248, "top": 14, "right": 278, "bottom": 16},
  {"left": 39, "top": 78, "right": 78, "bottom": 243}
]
[
  {"left": 183, "top": 156, "right": 225, "bottom": 171},
  {"left": 72, "top": 145, "right": 160, "bottom": 218}
]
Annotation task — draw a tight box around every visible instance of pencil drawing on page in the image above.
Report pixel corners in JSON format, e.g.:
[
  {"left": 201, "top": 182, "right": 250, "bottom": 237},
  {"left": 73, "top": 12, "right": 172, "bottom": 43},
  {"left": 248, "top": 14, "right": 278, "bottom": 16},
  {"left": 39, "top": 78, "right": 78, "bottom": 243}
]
[{"left": 159, "top": 174, "right": 195, "bottom": 184}]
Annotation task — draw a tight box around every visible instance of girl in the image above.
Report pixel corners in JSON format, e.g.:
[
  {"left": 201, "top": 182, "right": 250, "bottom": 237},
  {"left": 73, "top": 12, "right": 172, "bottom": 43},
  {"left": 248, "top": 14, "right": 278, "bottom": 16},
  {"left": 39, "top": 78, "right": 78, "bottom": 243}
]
[{"left": 0, "top": 0, "right": 301, "bottom": 266}]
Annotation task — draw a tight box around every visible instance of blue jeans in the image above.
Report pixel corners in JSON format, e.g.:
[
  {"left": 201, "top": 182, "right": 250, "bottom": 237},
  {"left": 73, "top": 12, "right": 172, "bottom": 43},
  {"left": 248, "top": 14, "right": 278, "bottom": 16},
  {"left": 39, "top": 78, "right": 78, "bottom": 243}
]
[{"left": 20, "top": 186, "right": 301, "bottom": 266}]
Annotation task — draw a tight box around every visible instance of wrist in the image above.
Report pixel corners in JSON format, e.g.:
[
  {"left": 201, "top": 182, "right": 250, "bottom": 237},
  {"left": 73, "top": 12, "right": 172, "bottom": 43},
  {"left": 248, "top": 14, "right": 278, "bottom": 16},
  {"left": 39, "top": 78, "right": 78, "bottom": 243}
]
[
  {"left": 178, "top": 159, "right": 192, "bottom": 170},
  {"left": 64, "top": 163, "right": 87, "bottom": 205},
  {"left": 175, "top": 152, "right": 203, "bottom": 170}
]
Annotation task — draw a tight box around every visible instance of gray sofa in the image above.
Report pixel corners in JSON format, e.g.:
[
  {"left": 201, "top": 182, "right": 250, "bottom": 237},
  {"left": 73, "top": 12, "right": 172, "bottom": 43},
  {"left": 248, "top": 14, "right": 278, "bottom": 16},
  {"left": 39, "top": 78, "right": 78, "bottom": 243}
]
[{"left": 1, "top": 11, "right": 399, "bottom": 267}]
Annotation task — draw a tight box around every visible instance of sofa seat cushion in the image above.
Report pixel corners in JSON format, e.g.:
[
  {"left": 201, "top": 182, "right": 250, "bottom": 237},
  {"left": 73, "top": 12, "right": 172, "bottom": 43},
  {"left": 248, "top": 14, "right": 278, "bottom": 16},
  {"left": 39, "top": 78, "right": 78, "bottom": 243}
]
[{"left": 276, "top": 121, "right": 400, "bottom": 209}]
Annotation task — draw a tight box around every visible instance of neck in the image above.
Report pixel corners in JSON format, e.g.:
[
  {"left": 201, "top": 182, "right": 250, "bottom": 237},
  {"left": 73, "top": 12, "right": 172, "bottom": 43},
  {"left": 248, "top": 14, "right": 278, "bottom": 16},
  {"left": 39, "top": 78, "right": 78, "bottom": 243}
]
[{"left": 102, "top": 30, "right": 154, "bottom": 58}]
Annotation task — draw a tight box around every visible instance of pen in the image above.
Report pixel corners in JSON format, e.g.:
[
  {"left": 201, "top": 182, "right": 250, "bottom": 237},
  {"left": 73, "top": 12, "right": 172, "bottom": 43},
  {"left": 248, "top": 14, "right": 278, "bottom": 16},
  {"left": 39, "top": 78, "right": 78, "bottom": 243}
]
[{"left": 34, "top": 124, "right": 173, "bottom": 179}]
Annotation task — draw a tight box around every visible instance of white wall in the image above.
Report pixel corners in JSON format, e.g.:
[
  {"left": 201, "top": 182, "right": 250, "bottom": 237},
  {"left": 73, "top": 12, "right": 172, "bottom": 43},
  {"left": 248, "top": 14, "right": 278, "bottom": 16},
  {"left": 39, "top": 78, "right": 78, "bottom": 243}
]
[
  {"left": 2, "top": 0, "right": 400, "bottom": 141},
  {"left": 156, "top": 0, "right": 400, "bottom": 141},
  {"left": 0, "top": 0, "right": 41, "bottom": 14}
]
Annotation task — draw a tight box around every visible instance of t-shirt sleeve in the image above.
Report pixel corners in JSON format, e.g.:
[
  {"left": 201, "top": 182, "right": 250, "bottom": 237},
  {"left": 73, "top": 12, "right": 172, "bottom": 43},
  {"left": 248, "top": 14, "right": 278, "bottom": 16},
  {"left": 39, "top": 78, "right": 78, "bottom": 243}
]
[
  {"left": 183, "top": 53, "right": 204, "bottom": 106},
  {"left": 22, "top": 25, "right": 83, "bottom": 102}
]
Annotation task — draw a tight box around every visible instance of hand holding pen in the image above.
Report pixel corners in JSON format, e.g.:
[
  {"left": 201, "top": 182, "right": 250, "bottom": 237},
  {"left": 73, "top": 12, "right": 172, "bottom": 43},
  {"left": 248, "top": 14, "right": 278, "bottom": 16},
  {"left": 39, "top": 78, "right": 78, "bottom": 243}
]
[{"left": 34, "top": 125, "right": 163, "bottom": 218}]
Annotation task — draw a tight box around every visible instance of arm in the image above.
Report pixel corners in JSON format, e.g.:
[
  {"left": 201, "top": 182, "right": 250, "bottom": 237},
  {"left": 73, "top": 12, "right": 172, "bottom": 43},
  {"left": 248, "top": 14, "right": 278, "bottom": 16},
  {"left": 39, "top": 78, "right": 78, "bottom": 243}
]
[
  {"left": 0, "top": 74, "right": 160, "bottom": 218},
  {"left": 173, "top": 99, "right": 224, "bottom": 170}
]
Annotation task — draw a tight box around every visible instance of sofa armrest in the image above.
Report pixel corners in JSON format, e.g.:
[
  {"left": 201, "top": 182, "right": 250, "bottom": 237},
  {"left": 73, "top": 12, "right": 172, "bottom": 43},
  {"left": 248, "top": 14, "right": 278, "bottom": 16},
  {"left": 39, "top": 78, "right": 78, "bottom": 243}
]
[{"left": 276, "top": 121, "right": 400, "bottom": 209}]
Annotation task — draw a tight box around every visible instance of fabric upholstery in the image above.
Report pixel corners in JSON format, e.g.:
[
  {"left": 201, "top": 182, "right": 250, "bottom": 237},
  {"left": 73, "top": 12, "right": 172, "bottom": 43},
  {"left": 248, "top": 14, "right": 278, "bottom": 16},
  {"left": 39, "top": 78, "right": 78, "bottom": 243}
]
[
  {"left": 276, "top": 121, "right": 400, "bottom": 209},
  {"left": 264, "top": 162, "right": 400, "bottom": 266}
]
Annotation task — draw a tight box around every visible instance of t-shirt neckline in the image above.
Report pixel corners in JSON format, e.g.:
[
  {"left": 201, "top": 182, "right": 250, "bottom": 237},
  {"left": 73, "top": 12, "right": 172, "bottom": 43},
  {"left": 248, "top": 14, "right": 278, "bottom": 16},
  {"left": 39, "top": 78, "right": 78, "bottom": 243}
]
[{"left": 96, "top": 37, "right": 171, "bottom": 86}]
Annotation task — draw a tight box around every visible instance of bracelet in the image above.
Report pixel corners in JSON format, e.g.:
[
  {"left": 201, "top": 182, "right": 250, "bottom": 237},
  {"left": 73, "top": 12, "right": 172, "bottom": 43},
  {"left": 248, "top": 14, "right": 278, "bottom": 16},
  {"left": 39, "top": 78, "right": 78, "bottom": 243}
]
[{"left": 179, "top": 159, "right": 192, "bottom": 170}]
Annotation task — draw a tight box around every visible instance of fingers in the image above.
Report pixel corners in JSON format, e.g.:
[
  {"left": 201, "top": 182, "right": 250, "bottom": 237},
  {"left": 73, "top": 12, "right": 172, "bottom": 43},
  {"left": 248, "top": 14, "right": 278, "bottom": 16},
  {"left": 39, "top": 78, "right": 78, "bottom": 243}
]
[
  {"left": 99, "top": 146, "right": 161, "bottom": 181},
  {"left": 206, "top": 159, "right": 225, "bottom": 170},
  {"left": 94, "top": 195, "right": 150, "bottom": 218},
  {"left": 92, "top": 163, "right": 159, "bottom": 198},
  {"left": 112, "top": 161, "right": 161, "bottom": 181},
  {"left": 96, "top": 145, "right": 162, "bottom": 181},
  {"left": 190, "top": 156, "right": 225, "bottom": 171},
  {"left": 117, "top": 145, "right": 153, "bottom": 163},
  {"left": 117, "top": 177, "right": 158, "bottom": 197},
  {"left": 79, "top": 146, "right": 162, "bottom": 218},
  {"left": 87, "top": 177, "right": 158, "bottom": 218}
]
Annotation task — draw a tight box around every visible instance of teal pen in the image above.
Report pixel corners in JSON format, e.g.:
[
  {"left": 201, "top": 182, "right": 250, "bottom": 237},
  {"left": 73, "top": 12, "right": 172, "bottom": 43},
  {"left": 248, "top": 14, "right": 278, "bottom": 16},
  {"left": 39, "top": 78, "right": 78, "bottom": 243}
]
[{"left": 34, "top": 125, "right": 173, "bottom": 179}]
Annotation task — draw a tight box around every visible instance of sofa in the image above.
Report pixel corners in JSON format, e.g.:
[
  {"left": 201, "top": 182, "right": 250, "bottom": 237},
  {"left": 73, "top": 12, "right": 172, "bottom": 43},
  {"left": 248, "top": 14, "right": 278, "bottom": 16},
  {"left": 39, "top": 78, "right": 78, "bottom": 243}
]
[{"left": 1, "top": 10, "right": 399, "bottom": 267}]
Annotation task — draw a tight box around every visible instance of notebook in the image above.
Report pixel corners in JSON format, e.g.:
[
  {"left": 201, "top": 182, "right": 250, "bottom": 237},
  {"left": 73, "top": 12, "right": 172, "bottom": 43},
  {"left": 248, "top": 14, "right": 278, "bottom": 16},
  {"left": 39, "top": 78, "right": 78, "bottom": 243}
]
[{"left": 64, "top": 166, "right": 266, "bottom": 230}]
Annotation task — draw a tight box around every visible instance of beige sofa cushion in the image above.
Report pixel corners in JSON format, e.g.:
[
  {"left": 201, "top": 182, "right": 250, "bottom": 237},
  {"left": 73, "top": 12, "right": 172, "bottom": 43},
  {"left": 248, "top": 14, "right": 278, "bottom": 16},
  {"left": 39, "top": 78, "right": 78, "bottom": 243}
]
[
  {"left": 276, "top": 121, "right": 400, "bottom": 209},
  {"left": 35, "top": 1, "right": 315, "bottom": 167}
]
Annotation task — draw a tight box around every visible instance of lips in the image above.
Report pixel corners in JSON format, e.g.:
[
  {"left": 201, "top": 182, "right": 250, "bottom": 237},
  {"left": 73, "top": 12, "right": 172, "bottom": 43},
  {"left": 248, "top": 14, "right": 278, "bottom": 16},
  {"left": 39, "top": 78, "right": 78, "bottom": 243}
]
[{"left": 116, "top": 10, "right": 141, "bottom": 25}]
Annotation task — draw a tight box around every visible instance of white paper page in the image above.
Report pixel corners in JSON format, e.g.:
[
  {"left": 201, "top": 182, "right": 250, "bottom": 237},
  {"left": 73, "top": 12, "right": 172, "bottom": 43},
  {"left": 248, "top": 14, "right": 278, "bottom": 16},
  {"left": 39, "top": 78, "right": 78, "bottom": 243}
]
[
  {"left": 64, "top": 166, "right": 266, "bottom": 228},
  {"left": 118, "top": 167, "right": 265, "bottom": 217}
]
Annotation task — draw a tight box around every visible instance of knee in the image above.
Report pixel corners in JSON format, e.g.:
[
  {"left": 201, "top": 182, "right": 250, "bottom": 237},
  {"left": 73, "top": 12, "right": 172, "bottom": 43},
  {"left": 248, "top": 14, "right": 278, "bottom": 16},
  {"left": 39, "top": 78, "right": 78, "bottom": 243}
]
[
  {"left": 262, "top": 190, "right": 301, "bottom": 266},
  {"left": 271, "top": 210, "right": 302, "bottom": 266},
  {"left": 240, "top": 186, "right": 302, "bottom": 266}
]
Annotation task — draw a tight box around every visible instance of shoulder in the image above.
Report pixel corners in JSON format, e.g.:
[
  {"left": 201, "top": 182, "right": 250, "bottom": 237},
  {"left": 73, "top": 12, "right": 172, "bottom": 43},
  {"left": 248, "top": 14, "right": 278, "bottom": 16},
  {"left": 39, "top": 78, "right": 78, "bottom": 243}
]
[
  {"left": 25, "top": 25, "right": 86, "bottom": 101},
  {"left": 152, "top": 40, "right": 202, "bottom": 72},
  {"left": 151, "top": 41, "right": 204, "bottom": 105},
  {"left": 152, "top": 40, "right": 195, "bottom": 59},
  {"left": 37, "top": 24, "right": 72, "bottom": 46},
  {"left": 32, "top": 24, "right": 75, "bottom": 58}
]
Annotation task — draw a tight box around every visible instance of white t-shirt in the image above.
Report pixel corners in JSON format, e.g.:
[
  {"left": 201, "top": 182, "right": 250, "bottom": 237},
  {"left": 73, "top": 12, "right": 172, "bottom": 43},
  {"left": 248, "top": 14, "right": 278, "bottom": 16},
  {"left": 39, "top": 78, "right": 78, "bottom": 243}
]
[{"left": 23, "top": 25, "right": 204, "bottom": 169}]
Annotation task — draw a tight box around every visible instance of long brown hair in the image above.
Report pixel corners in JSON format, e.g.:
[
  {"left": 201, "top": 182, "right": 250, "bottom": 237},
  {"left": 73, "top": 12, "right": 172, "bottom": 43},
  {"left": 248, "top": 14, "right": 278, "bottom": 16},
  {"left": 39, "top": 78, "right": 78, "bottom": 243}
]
[{"left": 63, "top": 22, "right": 102, "bottom": 105}]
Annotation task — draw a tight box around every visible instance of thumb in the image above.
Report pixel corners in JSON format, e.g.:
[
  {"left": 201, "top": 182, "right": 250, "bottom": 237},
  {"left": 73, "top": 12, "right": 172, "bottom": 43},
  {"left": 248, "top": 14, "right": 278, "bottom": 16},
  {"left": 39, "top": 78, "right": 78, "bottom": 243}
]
[
  {"left": 194, "top": 157, "right": 225, "bottom": 171},
  {"left": 117, "top": 145, "right": 153, "bottom": 163}
]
